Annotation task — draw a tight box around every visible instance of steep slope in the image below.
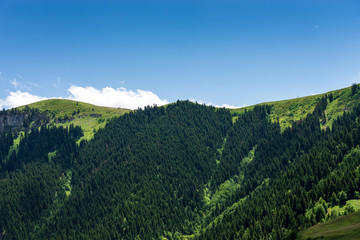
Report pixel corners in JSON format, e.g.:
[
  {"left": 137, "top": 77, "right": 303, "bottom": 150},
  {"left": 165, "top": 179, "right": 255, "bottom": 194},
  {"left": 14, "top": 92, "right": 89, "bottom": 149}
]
[{"left": 194, "top": 88, "right": 360, "bottom": 239}]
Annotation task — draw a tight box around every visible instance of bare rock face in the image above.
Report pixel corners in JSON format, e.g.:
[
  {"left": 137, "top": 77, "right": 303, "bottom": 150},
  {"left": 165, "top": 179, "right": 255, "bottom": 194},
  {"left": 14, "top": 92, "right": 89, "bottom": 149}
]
[
  {"left": 0, "top": 113, "right": 24, "bottom": 131},
  {"left": 0, "top": 107, "right": 50, "bottom": 133}
]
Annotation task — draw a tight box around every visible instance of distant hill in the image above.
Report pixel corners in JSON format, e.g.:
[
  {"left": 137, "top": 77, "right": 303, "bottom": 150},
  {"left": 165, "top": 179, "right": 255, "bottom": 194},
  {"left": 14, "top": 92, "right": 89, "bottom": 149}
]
[{"left": 19, "top": 99, "right": 130, "bottom": 141}]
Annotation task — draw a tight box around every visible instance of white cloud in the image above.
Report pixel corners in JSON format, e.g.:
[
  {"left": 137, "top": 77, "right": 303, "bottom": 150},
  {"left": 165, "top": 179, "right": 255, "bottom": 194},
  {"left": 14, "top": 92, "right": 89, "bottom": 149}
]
[
  {"left": 67, "top": 86, "right": 168, "bottom": 110},
  {"left": 0, "top": 85, "right": 245, "bottom": 112},
  {"left": 0, "top": 86, "right": 168, "bottom": 110},
  {"left": 0, "top": 85, "right": 243, "bottom": 111},
  {"left": 0, "top": 90, "right": 47, "bottom": 109},
  {"left": 9, "top": 78, "right": 36, "bottom": 90},
  {"left": 10, "top": 79, "right": 19, "bottom": 88},
  {"left": 217, "top": 103, "right": 241, "bottom": 109},
  {"left": 189, "top": 98, "right": 241, "bottom": 109}
]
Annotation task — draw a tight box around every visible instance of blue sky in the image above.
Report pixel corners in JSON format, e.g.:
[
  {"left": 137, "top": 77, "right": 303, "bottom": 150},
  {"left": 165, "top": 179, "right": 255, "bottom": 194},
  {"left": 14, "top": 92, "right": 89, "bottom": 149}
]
[{"left": 0, "top": 0, "right": 360, "bottom": 109}]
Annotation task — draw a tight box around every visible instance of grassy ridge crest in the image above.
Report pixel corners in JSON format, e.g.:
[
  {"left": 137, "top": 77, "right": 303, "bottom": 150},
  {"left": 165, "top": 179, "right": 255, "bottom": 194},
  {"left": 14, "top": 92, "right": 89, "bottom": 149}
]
[
  {"left": 19, "top": 84, "right": 359, "bottom": 137},
  {"left": 19, "top": 99, "right": 130, "bottom": 141},
  {"left": 230, "top": 85, "right": 360, "bottom": 131}
]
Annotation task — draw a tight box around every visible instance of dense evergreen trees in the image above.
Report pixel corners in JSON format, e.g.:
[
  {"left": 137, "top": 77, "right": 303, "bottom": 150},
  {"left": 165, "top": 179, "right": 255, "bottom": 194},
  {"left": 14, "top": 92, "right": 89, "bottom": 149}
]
[
  {"left": 40, "top": 101, "right": 232, "bottom": 239},
  {"left": 1, "top": 125, "right": 82, "bottom": 173},
  {"left": 1, "top": 97, "right": 360, "bottom": 239},
  {"left": 0, "top": 131, "right": 13, "bottom": 162},
  {"left": 196, "top": 97, "right": 360, "bottom": 239},
  {"left": 0, "top": 124, "right": 83, "bottom": 239},
  {"left": 0, "top": 162, "right": 63, "bottom": 239},
  {"left": 211, "top": 105, "right": 278, "bottom": 189}
]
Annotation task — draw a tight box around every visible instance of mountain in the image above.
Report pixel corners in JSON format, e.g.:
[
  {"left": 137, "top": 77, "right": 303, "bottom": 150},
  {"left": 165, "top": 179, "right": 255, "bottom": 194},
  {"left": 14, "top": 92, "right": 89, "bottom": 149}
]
[{"left": 0, "top": 84, "right": 360, "bottom": 239}]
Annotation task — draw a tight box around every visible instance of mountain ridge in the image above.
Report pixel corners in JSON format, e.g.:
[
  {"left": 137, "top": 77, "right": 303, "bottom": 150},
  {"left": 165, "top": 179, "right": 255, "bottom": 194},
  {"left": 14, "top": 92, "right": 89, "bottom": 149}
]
[
  {"left": 0, "top": 84, "right": 359, "bottom": 239},
  {"left": 14, "top": 84, "right": 360, "bottom": 133}
]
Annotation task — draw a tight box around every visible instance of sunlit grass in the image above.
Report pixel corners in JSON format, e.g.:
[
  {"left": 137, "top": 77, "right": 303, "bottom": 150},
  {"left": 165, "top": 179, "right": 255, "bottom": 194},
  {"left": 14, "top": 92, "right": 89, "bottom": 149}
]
[{"left": 19, "top": 99, "right": 130, "bottom": 141}]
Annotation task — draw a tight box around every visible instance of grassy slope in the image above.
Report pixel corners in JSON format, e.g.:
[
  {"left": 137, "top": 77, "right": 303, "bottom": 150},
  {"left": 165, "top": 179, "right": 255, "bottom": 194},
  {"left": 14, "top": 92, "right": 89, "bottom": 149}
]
[
  {"left": 19, "top": 99, "right": 130, "bottom": 141},
  {"left": 297, "top": 210, "right": 360, "bottom": 240},
  {"left": 230, "top": 85, "right": 360, "bottom": 131}
]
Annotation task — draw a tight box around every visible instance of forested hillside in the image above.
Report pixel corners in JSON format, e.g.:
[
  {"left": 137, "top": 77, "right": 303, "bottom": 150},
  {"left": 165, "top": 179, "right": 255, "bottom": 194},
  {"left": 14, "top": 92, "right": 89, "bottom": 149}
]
[{"left": 0, "top": 85, "right": 360, "bottom": 239}]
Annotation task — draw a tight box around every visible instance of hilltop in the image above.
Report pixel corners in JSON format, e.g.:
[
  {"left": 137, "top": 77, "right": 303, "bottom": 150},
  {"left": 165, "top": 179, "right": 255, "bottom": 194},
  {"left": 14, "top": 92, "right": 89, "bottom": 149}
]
[{"left": 18, "top": 99, "right": 130, "bottom": 140}]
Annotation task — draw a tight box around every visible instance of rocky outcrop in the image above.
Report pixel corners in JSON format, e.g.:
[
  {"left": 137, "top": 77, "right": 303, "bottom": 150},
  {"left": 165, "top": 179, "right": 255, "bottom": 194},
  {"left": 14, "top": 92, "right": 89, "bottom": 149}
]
[{"left": 0, "top": 107, "right": 50, "bottom": 133}]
